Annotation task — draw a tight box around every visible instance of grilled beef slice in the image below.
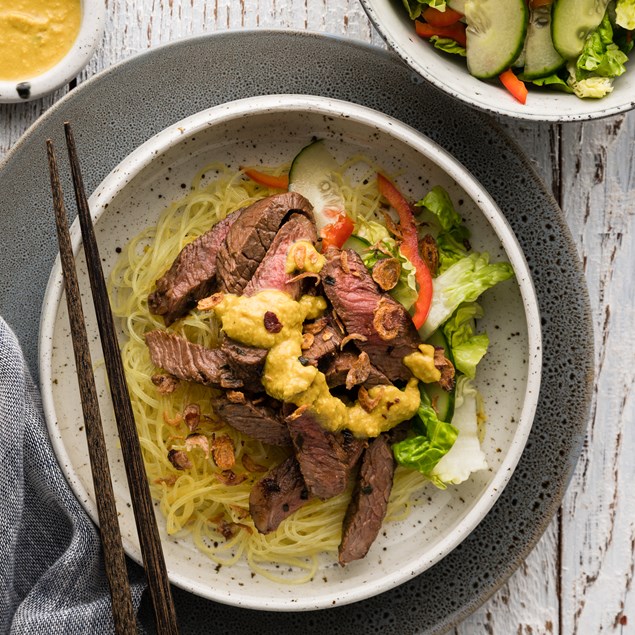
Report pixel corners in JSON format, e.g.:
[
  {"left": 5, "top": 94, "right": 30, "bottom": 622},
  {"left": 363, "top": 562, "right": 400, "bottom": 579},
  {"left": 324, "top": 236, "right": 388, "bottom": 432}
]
[
  {"left": 216, "top": 193, "right": 314, "bottom": 294},
  {"left": 148, "top": 210, "right": 241, "bottom": 325},
  {"left": 212, "top": 392, "right": 291, "bottom": 446},
  {"left": 286, "top": 408, "right": 366, "bottom": 500},
  {"left": 301, "top": 317, "right": 343, "bottom": 366},
  {"left": 321, "top": 248, "right": 421, "bottom": 381},
  {"left": 338, "top": 433, "right": 395, "bottom": 565},
  {"left": 324, "top": 350, "right": 391, "bottom": 389},
  {"left": 243, "top": 213, "right": 317, "bottom": 298},
  {"left": 220, "top": 338, "right": 268, "bottom": 391},
  {"left": 249, "top": 456, "right": 311, "bottom": 534},
  {"left": 145, "top": 330, "right": 242, "bottom": 389}
]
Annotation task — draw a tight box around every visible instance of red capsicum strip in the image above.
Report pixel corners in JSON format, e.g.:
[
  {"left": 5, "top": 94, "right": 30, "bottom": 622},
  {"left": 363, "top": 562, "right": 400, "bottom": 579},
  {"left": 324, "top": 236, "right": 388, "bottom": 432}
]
[
  {"left": 321, "top": 213, "right": 355, "bottom": 251},
  {"left": 422, "top": 6, "right": 463, "bottom": 27},
  {"left": 415, "top": 20, "right": 467, "bottom": 47},
  {"left": 377, "top": 173, "right": 433, "bottom": 329},
  {"left": 243, "top": 168, "right": 289, "bottom": 190}
]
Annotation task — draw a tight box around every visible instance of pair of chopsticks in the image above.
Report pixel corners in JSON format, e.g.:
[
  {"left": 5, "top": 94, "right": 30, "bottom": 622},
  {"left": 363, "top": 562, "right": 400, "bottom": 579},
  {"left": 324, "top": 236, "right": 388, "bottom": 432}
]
[{"left": 47, "top": 124, "right": 179, "bottom": 635}]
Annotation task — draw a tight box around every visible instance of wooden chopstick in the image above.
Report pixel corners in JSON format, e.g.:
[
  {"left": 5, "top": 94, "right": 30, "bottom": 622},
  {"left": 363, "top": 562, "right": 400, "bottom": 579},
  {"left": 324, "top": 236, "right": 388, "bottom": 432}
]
[
  {"left": 53, "top": 122, "right": 180, "bottom": 635},
  {"left": 47, "top": 139, "right": 137, "bottom": 635}
]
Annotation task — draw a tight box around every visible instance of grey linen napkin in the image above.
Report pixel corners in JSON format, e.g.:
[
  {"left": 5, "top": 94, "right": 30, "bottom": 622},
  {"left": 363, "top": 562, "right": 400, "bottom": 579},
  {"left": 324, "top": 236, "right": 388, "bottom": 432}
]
[{"left": 0, "top": 317, "right": 147, "bottom": 634}]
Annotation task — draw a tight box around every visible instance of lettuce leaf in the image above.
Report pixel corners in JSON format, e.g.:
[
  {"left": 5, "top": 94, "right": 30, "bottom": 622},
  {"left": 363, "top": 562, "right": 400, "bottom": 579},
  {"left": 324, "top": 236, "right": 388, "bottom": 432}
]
[
  {"left": 442, "top": 302, "right": 489, "bottom": 378},
  {"left": 419, "top": 252, "right": 514, "bottom": 340},
  {"left": 519, "top": 73, "right": 574, "bottom": 94},
  {"left": 431, "top": 377, "right": 488, "bottom": 486},
  {"left": 402, "top": 0, "right": 447, "bottom": 20},
  {"left": 415, "top": 185, "right": 470, "bottom": 274},
  {"left": 392, "top": 388, "right": 458, "bottom": 487},
  {"left": 575, "top": 14, "right": 628, "bottom": 79},
  {"left": 616, "top": 0, "right": 635, "bottom": 30},
  {"left": 355, "top": 218, "right": 419, "bottom": 311},
  {"left": 567, "top": 64, "right": 615, "bottom": 98},
  {"left": 429, "top": 36, "right": 467, "bottom": 57}
]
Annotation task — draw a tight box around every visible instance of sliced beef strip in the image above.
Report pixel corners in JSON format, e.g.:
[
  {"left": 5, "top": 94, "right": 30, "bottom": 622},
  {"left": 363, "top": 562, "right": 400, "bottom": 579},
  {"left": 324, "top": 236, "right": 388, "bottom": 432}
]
[
  {"left": 216, "top": 193, "right": 314, "bottom": 294},
  {"left": 302, "top": 317, "right": 343, "bottom": 366},
  {"left": 148, "top": 209, "right": 241, "bottom": 325},
  {"left": 249, "top": 456, "right": 311, "bottom": 534},
  {"left": 145, "top": 330, "right": 242, "bottom": 389},
  {"left": 321, "top": 248, "right": 421, "bottom": 381},
  {"left": 220, "top": 337, "right": 268, "bottom": 391},
  {"left": 324, "top": 350, "right": 391, "bottom": 390},
  {"left": 286, "top": 408, "right": 366, "bottom": 500},
  {"left": 212, "top": 392, "right": 291, "bottom": 447},
  {"left": 243, "top": 213, "right": 317, "bottom": 298},
  {"left": 338, "top": 433, "right": 395, "bottom": 565}
]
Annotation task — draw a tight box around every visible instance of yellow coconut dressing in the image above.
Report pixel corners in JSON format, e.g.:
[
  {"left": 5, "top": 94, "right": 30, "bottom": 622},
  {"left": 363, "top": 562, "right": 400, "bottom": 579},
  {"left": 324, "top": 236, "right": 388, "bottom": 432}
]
[
  {"left": 0, "top": 0, "right": 81, "bottom": 81},
  {"left": 204, "top": 289, "right": 421, "bottom": 438}
]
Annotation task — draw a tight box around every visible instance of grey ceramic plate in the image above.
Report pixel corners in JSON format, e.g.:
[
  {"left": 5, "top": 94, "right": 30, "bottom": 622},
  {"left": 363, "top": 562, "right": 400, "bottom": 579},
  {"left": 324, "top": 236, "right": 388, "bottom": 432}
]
[{"left": 0, "top": 31, "right": 592, "bottom": 634}]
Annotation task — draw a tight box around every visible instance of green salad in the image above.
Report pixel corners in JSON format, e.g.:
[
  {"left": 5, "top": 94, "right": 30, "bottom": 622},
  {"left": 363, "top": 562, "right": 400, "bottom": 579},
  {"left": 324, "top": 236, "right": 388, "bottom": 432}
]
[{"left": 403, "top": 0, "right": 634, "bottom": 102}]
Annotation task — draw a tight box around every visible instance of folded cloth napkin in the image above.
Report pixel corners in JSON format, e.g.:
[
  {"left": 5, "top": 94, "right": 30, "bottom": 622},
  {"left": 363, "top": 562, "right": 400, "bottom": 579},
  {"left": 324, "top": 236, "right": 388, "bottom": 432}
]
[{"left": 0, "top": 318, "right": 147, "bottom": 634}]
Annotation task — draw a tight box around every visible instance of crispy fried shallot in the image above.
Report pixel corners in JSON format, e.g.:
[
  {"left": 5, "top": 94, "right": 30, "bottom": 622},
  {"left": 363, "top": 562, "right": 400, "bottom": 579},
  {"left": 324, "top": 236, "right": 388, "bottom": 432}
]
[
  {"left": 185, "top": 433, "right": 210, "bottom": 458},
  {"left": 211, "top": 434, "right": 236, "bottom": 470},
  {"left": 197, "top": 292, "right": 224, "bottom": 311},
  {"left": 151, "top": 373, "right": 180, "bottom": 394},
  {"left": 216, "top": 470, "right": 247, "bottom": 486},
  {"left": 167, "top": 449, "right": 192, "bottom": 471},
  {"left": 345, "top": 351, "right": 372, "bottom": 390},
  {"left": 372, "top": 297, "right": 402, "bottom": 341},
  {"left": 419, "top": 234, "right": 439, "bottom": 277},
  {"left": 183, "top": 403, "right": 201, "bottom": 431},
  {"left": 358, "top": 385, "right": 383, "bottom": 413},
  {"left": 433, "top": 346, "right": 456, "bottom": 392},
  {"left": 241, "top": 453, "right": 269, "bottom": 473},
  {"left": 372, "top": 258, "right": 401, "bottom": 291},
  {"left": 340, "top": 333, "right": 368, "bottom": 349}
]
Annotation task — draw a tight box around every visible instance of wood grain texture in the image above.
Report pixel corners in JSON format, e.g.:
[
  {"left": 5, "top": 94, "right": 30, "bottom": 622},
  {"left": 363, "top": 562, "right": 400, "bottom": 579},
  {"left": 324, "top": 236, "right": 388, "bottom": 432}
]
[{"left": 1, "top": 1, "right": 633, "bottom": 633}]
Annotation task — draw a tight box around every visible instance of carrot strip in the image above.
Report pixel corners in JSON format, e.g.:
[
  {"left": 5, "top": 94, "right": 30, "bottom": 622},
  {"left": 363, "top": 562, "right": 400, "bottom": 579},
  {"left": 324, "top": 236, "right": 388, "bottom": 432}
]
[
  {"left": 243, "top": 168, "right": 289, "bottom": 190},
  {"left": 499, "top": 69, "right": 528, "bottom": 105}
]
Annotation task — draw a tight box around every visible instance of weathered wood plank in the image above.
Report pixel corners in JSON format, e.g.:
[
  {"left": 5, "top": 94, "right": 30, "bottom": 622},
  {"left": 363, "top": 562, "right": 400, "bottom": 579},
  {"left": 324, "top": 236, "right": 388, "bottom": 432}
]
[{"left": 559, "top": 114, "right": 635, "bottom": 635}]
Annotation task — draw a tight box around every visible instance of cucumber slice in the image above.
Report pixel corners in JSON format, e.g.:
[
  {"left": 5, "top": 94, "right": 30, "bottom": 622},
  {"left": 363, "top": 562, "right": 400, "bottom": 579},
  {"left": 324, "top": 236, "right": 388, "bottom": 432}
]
[
  {"left": 425, "top": 329, "right": 455, "bottom": 422},
  {"left": 552, "top": 0, "right": 610, "bottom": 60},
  {"left": 342, "top": 234, "right": 371, "bottom": 254},
  {"left": 524, "top": 4, "right": 564, "bottom": 79},
  {"left": 288, "top": 140, "right": 346, "bottom": 233},
  {"left": 465, "top": 0, "right": 528, "bottom": 79}
]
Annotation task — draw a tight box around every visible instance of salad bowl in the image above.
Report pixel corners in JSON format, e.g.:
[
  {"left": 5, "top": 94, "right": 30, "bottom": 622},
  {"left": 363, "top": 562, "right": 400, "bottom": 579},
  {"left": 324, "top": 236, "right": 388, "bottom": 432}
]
[
  {"left": 360, "top": 0, "right": 635, "bottom": 121},
  {"left": 39, "top": 94, "right": 541, "bottom": 610}
]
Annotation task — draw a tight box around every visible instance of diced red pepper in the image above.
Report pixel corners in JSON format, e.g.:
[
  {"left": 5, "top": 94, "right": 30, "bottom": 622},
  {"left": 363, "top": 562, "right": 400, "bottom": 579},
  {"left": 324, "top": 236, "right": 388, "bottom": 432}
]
[
  {"left": 377, "top": 174, "right": 433, "bottom": 329},
  {"left": 499, "top": 69, "right": 528, "bottom": 105},
  {"left": 321, "top": 213, "right": 355, "bottom": 251},
  {"left": 415, "top": 20, "right": 466, "bottom": 47},
  {"left": 422, "top": 6, "right": 463, "bottom": 27},
  {"left": 243, "top": 168, "right": 289, "bottom": 190}
]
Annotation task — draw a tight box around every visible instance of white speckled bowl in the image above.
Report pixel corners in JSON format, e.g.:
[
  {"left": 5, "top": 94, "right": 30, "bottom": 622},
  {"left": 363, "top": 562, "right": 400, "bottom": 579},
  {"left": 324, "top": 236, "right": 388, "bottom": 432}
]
[
  {"left": 360, "top": 0, "right": 635, "bottom": 122},
  {"left": 39, "top": 94, "right": 541, "bottom": 611},
  {"left": 0, "top": 0, "right": 105, "bottom": 103}
]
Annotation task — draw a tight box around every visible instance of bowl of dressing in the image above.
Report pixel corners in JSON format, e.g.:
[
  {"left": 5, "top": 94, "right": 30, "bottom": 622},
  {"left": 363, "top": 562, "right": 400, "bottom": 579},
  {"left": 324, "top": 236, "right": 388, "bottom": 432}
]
[{"left": 0, "top": 0, "right": 105, "bottom": 103}]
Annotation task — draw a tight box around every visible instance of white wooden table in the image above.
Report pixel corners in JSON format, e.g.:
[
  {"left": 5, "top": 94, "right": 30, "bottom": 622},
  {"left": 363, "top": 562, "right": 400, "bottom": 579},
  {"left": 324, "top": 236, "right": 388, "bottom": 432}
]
[{"left": 1, "top": 2, "right": 632, "bottom": 633}]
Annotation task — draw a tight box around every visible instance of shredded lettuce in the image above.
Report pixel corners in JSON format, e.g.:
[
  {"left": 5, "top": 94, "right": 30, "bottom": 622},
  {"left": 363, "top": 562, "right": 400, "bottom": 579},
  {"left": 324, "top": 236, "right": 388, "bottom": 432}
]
[
  {"left": 431, "top": 377, "right": 488, "bottom": 486},
  {"left": 442, "top": 302, "right": 489, "bottom": 379},
  {"left": 429, "top": 36, "right": 467, "bottom": 57},
  {"left": 402, "top": 0, "right": 446, "bottom": 20},
  {"left": 419, "top": 252, "right": 514, "bottom": 340},
  {"left": 392, "top": 387, "right": 458, "bottom": 488},
  {"left": 616, "top": 0, "right": 635, "bottom": 30},
  {"left": 355, "top": 218, "right": 419, "bottom": 311},
  {"left": 415, "top": 185, "right": 470, "bottom": 274}
]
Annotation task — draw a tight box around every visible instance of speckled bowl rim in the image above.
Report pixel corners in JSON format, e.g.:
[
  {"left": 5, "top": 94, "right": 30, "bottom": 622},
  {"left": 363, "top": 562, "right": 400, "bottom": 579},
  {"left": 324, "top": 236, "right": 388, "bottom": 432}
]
[
  {"left": 0, "top": 0, "right": 105, "bottom": 103},
  {"left": 38, "top": 93, "right": 542, "bottom": 611},
  {"left": 359, "top": 0, "right": 635, "bottom": 122}
]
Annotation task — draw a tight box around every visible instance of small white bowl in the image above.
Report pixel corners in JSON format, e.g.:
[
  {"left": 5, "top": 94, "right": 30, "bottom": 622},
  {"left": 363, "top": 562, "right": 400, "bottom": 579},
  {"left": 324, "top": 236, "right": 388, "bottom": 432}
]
[
  {"left": 0, "top": 0, "right": 105, "bottom": 104},
  {"left": 360, "top": 0, "right": 635, "bottom": 122},
  {"left": 39, "top": 94, "right": 541, "bottom": 610}
]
